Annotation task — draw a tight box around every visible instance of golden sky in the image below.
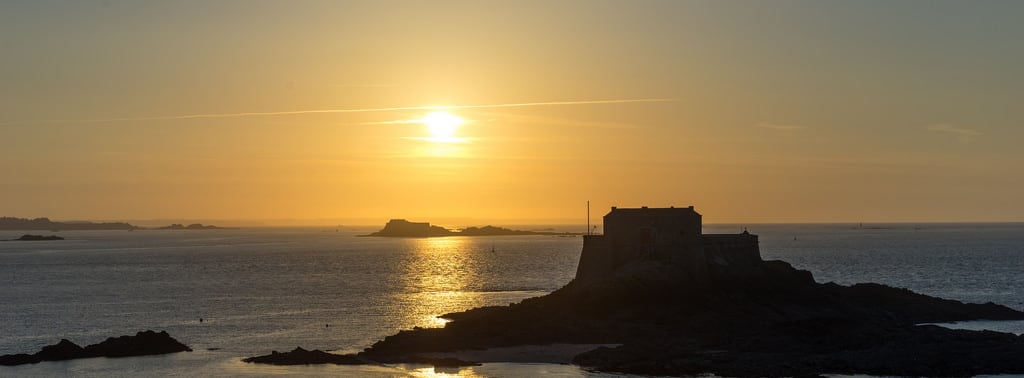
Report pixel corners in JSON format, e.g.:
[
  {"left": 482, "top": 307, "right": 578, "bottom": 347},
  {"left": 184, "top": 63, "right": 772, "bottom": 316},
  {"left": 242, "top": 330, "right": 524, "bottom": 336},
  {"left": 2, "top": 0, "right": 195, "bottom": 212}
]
[{"left": 2, "top": 1, "right": 1022, "bottom": 224}]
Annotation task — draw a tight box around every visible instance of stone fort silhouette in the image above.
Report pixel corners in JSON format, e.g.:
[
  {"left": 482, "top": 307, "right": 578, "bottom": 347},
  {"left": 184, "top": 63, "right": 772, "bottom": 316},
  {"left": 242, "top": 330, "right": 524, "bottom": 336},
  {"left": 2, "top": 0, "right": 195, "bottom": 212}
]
[{"left": 576, "top": 206, "right": 760, "bottom": 283}]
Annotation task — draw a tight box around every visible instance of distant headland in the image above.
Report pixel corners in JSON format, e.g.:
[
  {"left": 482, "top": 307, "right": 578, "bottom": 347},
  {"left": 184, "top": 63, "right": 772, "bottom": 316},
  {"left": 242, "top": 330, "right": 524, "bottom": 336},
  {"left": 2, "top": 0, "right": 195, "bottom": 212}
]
[
  {"left": 0, "top": 217, "right": 232, "bottom": 231},
  {"left": 0, "top": 217, "right": 137, "bottom": 231},
  {"left": 363, "top": 219, "right": 581, "bottom": 237}
]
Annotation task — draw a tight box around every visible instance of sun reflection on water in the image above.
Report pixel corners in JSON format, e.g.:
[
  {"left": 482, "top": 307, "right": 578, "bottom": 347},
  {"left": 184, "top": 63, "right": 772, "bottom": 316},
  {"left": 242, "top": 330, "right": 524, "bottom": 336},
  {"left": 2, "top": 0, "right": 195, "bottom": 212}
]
[
  {"left": 407, "top": 365, "right": 486, "bottom": 377},
  {"left": 398, "top": 237, "right": 487, "bottom": 329}
]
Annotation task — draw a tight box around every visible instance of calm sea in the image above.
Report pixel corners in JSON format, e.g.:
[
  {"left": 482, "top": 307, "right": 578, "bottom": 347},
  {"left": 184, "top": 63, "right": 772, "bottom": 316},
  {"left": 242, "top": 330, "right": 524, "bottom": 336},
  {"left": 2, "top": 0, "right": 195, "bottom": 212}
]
[{"left": 1, "top": 223, "right": 1023, "bottom": 377}]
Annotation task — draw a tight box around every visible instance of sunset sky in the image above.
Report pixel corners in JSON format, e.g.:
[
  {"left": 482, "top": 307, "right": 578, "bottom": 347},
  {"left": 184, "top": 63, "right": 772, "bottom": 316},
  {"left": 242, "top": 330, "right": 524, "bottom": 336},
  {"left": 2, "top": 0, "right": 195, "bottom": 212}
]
[{"left": 2, "top": 1, "right": 1022, "bottom": 224}]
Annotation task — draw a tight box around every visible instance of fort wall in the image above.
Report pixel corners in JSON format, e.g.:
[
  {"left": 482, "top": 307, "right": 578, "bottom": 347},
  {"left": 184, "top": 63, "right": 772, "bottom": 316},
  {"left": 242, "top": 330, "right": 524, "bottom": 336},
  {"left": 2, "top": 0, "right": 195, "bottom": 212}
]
[
  {"left": 703, "top": 233, "right": 760, "bottom": 267},
  {"left": 574, "top": 206, "right": 761, "bottom": 284},
  {"left": 575, "top": 235, "right": 612, "bottom": 282}
]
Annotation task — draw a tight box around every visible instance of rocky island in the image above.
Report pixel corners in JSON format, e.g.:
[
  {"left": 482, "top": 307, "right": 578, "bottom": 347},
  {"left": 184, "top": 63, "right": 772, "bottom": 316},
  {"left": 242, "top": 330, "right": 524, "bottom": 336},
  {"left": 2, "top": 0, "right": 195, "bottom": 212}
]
[
  {"left": 0, "top": 330, "right": 191, "bottom": 366},
  {"left": 250, "top": 206, "right": 1024, "bottom": 376},
  {"left": 363, "top": 219, "right": 580, "bottom": 237},
  {"left": 3, "top": 234, "right": 64, "bottom": 241}
]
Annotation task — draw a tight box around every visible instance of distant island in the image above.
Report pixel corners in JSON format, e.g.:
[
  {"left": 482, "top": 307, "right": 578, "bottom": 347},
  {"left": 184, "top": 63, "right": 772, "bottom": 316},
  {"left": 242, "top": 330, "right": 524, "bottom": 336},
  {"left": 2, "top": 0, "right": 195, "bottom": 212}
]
[
  {"left": 3, "top": 234, "right": 65, "bottom": 241},
  {"left": 363, "top": 219, "right": 581, "bottom": 237},
  {"left": 0, "top": 217, "right": 232, "bottom": 231}
]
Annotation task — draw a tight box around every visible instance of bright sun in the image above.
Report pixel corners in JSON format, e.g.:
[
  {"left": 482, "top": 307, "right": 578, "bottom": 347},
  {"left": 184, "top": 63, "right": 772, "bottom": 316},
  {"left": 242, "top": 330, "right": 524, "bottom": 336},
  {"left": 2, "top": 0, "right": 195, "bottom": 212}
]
[{"left": 421, "top": 111, "right": 464, "bottom": 141}]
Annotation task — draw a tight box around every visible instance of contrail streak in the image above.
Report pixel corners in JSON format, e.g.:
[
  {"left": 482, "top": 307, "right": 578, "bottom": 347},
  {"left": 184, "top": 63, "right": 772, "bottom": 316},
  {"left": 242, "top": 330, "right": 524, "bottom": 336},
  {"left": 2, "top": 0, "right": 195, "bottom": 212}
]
[{"left": 5, "top": 98, "right": 678, "bottom": 125}]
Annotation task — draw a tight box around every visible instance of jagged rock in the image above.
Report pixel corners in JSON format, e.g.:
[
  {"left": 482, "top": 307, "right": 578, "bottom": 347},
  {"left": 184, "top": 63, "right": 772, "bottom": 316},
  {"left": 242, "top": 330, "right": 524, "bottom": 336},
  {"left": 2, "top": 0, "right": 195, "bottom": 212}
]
[
  {"left": 34, "top": 339, "right": 87, "bottom": 361},
  {"left": 83, "top": 330, "right": 191, "bottom": 358},
  {"left": 6, "top": 234, "right": 64, "bottom": 241},
  {"left": 0, "top": 330, "right": 190, "bottom": 366},
  {"left": 243, "top": 347, "right": 363, "bottom": 365},
  {"left": 0, "top": 353, "right": 38, "bottom": 366}
]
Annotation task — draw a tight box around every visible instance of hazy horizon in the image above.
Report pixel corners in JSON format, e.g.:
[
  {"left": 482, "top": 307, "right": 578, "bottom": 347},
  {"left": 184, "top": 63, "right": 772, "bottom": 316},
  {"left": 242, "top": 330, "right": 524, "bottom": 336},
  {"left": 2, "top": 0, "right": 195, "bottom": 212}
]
[{"left": 3, "top": 1, "right": 1022, "bottom": 223}]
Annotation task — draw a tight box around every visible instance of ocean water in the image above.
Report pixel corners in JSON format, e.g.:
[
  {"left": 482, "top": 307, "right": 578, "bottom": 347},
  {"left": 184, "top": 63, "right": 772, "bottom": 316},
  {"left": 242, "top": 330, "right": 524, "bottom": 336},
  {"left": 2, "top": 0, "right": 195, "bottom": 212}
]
[{"left": 1, "top": 223, "right": 1022, "bottom": 377}]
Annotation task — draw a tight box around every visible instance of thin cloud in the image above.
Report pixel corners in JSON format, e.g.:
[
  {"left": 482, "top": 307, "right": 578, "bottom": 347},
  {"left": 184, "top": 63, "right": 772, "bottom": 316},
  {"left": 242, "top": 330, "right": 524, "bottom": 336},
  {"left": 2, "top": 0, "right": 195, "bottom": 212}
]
[
  {"left": 4, "top": 98, "right": 678, "bottom": 125},
  {"left": 476, "top": 111, "right": 639, "bottom": 129},
  {"left": 755, "top": 123, "right": 805, "bottom": 131},
  {"left": 927, "top": 124, "right": 980, "bottom": 141}
]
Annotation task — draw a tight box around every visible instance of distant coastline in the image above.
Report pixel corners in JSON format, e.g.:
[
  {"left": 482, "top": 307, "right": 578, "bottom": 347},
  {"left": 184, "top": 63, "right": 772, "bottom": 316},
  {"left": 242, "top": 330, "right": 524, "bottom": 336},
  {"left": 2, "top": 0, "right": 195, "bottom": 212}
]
[
  {"left": 363, "top": 219, "right": 581, "bottom": 237},
  {"left": 0, "top": 217, "right": 232, "bottom": 231}
]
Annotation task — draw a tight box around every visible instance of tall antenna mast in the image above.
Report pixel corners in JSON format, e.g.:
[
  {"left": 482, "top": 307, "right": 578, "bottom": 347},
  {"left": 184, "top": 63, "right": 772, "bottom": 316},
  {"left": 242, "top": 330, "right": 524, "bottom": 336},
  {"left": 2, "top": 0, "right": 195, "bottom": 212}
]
[{"left": 587, "top": 200, "right": 590, "bottom": 236}]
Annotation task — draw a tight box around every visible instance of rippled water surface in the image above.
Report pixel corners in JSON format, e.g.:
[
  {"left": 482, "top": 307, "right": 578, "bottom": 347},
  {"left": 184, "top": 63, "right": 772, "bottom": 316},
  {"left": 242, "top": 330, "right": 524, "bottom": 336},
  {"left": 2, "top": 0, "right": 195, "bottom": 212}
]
[{"left": 2, "top": 223, "right": 1022, "bottom": 376}]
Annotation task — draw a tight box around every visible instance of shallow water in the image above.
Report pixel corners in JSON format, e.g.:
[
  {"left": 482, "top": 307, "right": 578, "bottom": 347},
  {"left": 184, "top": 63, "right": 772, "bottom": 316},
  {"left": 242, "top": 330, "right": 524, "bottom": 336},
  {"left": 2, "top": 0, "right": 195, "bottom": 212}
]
[{"left": 1, "top": 223, "right": 1022, "bottom": 376}]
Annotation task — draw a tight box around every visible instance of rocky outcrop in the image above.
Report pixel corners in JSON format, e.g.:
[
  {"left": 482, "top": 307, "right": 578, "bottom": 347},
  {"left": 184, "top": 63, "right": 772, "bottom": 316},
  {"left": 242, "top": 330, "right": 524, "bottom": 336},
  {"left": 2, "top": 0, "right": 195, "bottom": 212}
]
[
  {"left": 242, "top": 347, "right": 363, "bottom": 365},
  {"left": 4, "top": 234, "right": 64, "bottom": 241},
  {"left": 83, "top": 330, "right": 192, "bottom": 357},
  {"left": 0, "top": 331, "right": 191, "bottom": 366}
]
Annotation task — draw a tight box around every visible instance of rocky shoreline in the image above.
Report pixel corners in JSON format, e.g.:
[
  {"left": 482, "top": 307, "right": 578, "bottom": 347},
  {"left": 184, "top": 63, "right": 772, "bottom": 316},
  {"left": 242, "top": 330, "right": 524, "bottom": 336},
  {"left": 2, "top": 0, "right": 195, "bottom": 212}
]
[
  {"left": 352, "top": 259, "right": 1024, "bottom": 376},
  {"left": 240, "top": 258, "right": 1024, "bottom": 376}
]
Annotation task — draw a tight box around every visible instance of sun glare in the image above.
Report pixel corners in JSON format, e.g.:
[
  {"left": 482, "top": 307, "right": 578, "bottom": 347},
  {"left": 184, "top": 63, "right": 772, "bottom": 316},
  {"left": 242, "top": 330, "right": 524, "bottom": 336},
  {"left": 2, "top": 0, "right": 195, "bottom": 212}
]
[{"left": 421, "top": 111, "right": 464, "bottom": 142}]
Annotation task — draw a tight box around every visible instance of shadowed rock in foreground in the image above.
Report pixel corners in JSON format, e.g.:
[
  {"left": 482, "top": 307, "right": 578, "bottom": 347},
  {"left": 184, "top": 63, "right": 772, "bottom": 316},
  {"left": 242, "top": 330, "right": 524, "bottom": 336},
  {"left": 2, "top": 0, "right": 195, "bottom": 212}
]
[
  {"left": 0, "top": 331, "right": 191, "bottom": 366},
  {"left": 259, "top": 207, "right": 1024, "bottom": 376}
]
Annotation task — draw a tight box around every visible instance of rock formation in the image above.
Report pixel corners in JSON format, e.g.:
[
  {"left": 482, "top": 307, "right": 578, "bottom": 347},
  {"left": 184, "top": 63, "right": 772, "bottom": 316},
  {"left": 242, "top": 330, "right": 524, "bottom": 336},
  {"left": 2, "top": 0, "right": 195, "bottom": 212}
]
[
  {"left": 0, "top": 330, "right": 191, "bottom": 366},
  {"left": 242, "top": 347, "right": 363, "bottom": 365},
  {"left": 5, "top": 234, "right": 64, "bottom": 241}
]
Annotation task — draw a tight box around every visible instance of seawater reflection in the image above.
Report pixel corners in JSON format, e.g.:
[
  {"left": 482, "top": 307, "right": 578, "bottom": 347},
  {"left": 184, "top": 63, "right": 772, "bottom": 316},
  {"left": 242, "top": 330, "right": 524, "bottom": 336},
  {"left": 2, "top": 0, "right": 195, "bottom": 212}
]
[{"left": 398, "top": 237, "right": 487, "bottom": 328}]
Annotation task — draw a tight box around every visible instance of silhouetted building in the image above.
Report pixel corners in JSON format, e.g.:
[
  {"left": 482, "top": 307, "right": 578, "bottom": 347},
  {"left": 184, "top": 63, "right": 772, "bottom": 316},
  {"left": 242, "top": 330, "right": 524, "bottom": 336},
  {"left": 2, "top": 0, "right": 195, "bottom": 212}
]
[
  {"left": 576, "top": 206, "right": 759, "bottom": 283},
  {"left": 365, "top": 219, "right": 454, "bottom": 237}
]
